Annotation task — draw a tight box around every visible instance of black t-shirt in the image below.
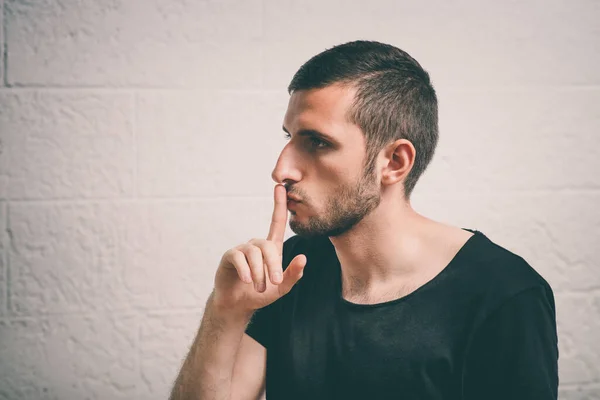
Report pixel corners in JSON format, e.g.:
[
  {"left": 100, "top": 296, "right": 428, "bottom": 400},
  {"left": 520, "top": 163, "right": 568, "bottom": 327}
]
[{"left": 245, "top": 228, "right": 558, "bottom": 400}]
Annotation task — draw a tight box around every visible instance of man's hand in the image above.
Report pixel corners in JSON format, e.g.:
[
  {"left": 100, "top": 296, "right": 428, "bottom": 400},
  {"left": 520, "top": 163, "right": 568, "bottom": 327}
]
[{"left": 213, "top": 184, "right": 307, "bottom": 315}]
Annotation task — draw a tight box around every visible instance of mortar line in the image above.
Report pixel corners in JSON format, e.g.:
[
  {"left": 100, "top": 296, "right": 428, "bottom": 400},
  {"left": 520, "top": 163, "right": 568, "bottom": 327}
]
[
  {"left": 0, "top": 0, "right": 6, "bottom": 86},
  {"left": 135, "top": 313, "right": 141, "bottom": 399},
  {"left": 131, "top": 94, "right": 140, "bottom": 399},
  {"left": 259, "top": 0, "right": 266, "bottom": 89},
  {"left": 559, "top": 381, "right": 600, "bottom": 389},
  {"left": 4, "top": 186, "right": 600, "bottom": 205},
  {"left": 1, "top": 83, "right": 600, "bottom": 91},
  {"left": 2, "top": 201, "right": 7, "bottom": 316},
  {"left": 132, "top": 91, "right": 138, "bottom": 197},
  {"left": 132, "top": 91, "right": 140, "bottom": 398},
  {"left": 0, "top": 308, "right": 147, "bottom": 321},
  {"left": 1, "top": 0, "right": 7, "bottom": 311},
  {"left": 0, "top": 305, "right": 204, "bottom": 320},
  {"left": 2, "top": 0, "right": 7, "bottom": 87}
]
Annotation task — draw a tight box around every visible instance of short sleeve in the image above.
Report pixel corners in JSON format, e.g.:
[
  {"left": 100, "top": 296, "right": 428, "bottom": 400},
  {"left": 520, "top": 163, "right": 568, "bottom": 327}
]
[
  {"left": 463, "top": 284, "right": 559, "bottom": 400},
  {"left": 245, "top": 301, "right": 275, "bottom": 349}
]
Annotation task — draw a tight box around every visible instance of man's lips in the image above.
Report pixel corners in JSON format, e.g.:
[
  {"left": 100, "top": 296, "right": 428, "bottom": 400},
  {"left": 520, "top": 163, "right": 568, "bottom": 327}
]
[{"left": 287, "top": 198, "right": 300, "bottom": 209}]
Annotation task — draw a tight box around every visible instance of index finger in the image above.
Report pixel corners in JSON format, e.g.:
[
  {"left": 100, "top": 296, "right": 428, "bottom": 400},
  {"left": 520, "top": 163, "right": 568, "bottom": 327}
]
[{"left": 267, "top": 184, "right": 288, "bottom": 250}]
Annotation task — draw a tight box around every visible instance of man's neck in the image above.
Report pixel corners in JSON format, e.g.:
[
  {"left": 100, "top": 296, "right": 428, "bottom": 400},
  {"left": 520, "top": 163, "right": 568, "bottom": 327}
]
[{"left": 328, "top": 201, "right": 471, "bottom": 300}]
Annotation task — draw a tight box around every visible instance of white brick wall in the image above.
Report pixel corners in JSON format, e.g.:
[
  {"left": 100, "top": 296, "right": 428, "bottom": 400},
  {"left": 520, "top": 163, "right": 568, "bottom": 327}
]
[{"left": 0, "top": 0, "right": 598, "bottom": 399}]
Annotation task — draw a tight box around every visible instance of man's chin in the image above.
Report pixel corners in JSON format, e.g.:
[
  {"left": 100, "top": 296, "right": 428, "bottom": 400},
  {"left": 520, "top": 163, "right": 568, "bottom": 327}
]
[{"left": 289, "top": 222, "right": 315, "bottom": 238}]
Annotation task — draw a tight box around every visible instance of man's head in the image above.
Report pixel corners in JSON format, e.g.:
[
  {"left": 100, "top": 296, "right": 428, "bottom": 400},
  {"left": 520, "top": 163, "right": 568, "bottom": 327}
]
[{"left": 272, "top": 40, "right": 438, "bottom": 238}]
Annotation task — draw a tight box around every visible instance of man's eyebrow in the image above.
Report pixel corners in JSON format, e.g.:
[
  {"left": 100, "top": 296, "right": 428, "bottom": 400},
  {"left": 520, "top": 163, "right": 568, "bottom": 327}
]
[{"left": 282, "top": 126, "right": 338, "bottom": 144}]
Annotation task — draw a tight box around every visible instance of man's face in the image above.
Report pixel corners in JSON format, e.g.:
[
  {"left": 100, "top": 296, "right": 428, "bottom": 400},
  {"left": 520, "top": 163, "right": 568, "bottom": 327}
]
[{"left": 271, "top": 84, "right": 382, "bottom": 239}]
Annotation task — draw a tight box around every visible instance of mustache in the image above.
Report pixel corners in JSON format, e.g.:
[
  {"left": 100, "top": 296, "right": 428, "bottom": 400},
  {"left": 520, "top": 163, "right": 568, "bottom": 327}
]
[{"left": 283, "top": 183, "right": 302, "bottom": 201}]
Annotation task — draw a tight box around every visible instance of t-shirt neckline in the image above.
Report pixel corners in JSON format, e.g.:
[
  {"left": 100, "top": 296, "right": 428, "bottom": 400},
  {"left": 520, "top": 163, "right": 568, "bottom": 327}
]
[{"left": 335, "top": 228, "right": 483, "bottom": 310}]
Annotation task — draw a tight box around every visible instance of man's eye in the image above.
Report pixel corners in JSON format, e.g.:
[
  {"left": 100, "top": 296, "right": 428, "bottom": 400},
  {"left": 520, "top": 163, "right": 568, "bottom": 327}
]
[
  {"left": 308, "top": 137, "right": 328, "bottom": 149},
  {"left": 283, "top": 133, "right": 328, "bottom": 149},
  {"left": 283, "top": 133, "right": 329, "bottom": 149}
]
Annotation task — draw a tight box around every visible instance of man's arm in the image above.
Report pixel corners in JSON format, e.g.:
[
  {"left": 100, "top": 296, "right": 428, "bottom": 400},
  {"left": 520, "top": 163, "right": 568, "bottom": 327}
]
[
  {"left": 168, "top": 291, "right": 262, "bottom": 400},
  {"left": 231, "top": 334, "right": 267, "bottom": 400},
  {"left": 462, "top": 285, "right": 559, "bottom": 399}
]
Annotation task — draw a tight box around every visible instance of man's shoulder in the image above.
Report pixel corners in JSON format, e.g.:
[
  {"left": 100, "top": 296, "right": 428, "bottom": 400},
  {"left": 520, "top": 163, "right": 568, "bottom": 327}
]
[
  {"left": 468, "top": 231, "right": 547, "bottom": 285},
  {"left": 459, "top": 230, "right": 554, "bottom": 313}
]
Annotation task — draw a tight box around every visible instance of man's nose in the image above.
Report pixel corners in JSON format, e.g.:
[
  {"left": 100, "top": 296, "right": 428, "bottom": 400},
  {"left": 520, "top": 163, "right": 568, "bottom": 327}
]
[{"left": 271, "top": 146, "right": 300, "bottom": 184}]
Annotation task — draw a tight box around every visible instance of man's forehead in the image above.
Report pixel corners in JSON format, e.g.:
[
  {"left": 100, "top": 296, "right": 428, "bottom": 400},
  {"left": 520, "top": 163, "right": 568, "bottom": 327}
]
[
  {"left": 288, "top": 84, "right": 356, "bottom": 111},
  {"left": 284, "top": 84, "right": 357, "bottom": 130}
]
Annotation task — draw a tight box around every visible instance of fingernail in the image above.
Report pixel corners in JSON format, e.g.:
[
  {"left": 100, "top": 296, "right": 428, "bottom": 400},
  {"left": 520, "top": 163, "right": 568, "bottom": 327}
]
[
  {"left": 273, "top": 272, "right": 282, "bottom": 283},
  {"left": 257, "top": 282, "right": 266, "bottom": 292}
]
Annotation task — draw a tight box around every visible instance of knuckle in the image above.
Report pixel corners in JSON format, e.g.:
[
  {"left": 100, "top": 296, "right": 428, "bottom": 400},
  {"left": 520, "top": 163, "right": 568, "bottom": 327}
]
[
  {"left": 230, "top": 250, "right": 245, "bottom": 265},
  {"left": 237, "top": 243, "right": 252, "bottom": 255},
  {"left": 247, "top": 245, "right": 262, "bottom": 258},
  {"left": 244, "top": 246, "right": 263, "bottom": 272},
  {"left": 223, "top": 248, "right": 237, "bottom": 262},
  {"left": 231, "top": 245, "right": 245, "bottom": 255},
  {"left": 247, "top": 238, "right": 265, "bottom": 246}
]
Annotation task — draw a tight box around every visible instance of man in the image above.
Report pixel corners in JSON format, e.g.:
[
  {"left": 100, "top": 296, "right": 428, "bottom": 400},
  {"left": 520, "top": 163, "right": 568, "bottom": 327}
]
[{"left": 169, "top": 40, "right": 558, "bottom": 400}]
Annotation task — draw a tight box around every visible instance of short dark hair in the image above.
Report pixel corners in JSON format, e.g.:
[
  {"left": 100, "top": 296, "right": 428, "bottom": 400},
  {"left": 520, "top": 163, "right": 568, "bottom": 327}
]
[{"left": 288, "top": 40, "right": 438, "bottom": 200}]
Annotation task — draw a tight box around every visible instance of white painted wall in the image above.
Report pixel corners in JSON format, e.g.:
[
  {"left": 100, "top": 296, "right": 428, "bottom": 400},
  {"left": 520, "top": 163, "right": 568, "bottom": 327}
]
[{"left": 0, "top": 0, "right": 598, "bottom": 399}]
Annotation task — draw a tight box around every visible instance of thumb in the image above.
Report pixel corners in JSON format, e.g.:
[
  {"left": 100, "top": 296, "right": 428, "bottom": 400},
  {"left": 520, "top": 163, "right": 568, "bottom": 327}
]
[{"left": 277, "top": 254, "right": 307, "bottom": 297}]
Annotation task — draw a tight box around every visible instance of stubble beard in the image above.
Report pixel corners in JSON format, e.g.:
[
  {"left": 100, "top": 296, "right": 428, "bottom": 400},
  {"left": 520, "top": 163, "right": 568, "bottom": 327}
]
[{"left": 289, "top": 161, "right": 381, "bottom": 239}]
